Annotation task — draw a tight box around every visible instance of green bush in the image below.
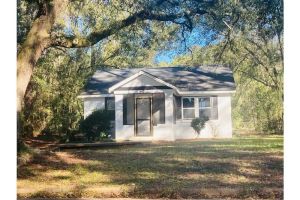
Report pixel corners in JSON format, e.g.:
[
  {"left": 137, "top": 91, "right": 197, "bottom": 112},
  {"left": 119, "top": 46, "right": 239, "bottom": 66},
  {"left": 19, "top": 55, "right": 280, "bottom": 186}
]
[
  {"left": 191, "top": 116, "right": 209, "bottom": 137},
  {"left": 79, "top": 109, "right": 114, "bottom": 142},
  {"left": 99, "top": 131, "right": 109, "bottom": 141}
]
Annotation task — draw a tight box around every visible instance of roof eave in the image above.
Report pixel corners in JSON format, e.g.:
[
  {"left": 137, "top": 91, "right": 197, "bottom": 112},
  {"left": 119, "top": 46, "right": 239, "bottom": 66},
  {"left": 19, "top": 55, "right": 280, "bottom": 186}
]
[
  {"left": 178, "top": 90, "right": 236, "bottom": 96},
  {"left": 77, "top": 93, "right": 115, "bottom": 99}
]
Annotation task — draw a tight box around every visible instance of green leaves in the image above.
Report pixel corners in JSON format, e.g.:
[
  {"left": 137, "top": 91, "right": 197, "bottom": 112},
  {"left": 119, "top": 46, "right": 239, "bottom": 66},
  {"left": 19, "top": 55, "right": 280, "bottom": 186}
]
[
  {"left": 19, "top": 0, "right": 283, "bottom": 138},
  {"left": 191, "top": 116, "right": 209, "bottom": 136},
  {"left": 79, "top": 109, "right": 114, "bottom": 141},
  {"left": 21, "top": 47, "right": 93, "bottom": 137},
  {"left": 170, "top": 0, "right": 283, "bottom": 134}
]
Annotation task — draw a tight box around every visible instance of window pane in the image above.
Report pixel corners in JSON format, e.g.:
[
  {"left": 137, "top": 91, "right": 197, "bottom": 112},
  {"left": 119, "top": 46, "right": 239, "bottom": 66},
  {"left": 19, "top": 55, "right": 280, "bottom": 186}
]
[
  {"left": 183, "top": 98, "right": 194, "bottom": 108},
  {"left": 199, "top": 97, "right": 210, "bottom": 108},
  {"left": 183, "top": 109, "right": 195, "bottom": 119},
  {"left": 199, "top": 108, "right": 211, "bottom": 119}
]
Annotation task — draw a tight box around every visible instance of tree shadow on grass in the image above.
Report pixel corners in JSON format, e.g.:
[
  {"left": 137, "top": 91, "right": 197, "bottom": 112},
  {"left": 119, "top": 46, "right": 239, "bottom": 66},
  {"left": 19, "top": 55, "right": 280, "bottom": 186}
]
[
  {"left": 17, "top": 139, "right": 283, "bottom": 199},
  {"left": 67, "top": 144, "right": 282, "bottom": 198}
]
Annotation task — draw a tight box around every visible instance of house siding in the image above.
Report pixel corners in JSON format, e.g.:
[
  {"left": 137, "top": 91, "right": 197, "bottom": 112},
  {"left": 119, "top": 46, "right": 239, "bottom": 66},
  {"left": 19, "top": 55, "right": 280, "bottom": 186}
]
[
  {"left": 82, "top": 94, "right": 233, "bottom": 140},
  {"left": 114, "top": 94, "right": 134, "bottom": 140},
  {"left": 152, "top": 90, "right": 175, "bottom": 141},
  {"left": 174, "top": 95, "right": 233, "bottom": 139}
]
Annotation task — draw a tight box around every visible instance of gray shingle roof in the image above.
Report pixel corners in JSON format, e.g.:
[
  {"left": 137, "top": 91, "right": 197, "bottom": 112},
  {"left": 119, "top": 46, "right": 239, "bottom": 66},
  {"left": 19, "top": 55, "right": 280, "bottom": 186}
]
[{"left": 81, "top": 65, "right": 236, "bottom": 95}]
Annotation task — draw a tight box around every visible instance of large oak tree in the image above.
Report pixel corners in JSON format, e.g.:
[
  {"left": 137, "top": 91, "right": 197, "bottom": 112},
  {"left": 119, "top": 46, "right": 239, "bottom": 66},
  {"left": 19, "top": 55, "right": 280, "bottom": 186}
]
[{"left": 17, "top": 0, "right": 230, "bottom": 115}]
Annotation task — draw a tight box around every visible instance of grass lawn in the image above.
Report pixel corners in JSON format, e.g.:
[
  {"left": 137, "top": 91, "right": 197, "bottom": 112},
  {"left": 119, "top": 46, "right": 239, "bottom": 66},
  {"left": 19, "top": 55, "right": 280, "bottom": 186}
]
[{"left": 17, "top": 135, "right": 283, "bottom": 199}]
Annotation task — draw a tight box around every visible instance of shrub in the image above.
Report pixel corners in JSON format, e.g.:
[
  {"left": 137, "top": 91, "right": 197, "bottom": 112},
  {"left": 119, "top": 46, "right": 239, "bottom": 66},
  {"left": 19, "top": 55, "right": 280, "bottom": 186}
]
[
  {"left": 99, "top": 131, "right": 109, "bottom": 140},
  {"left": 79, "top": 109, "right": 114, "bottom": 142},
  {"left": 191, "top": 116, "right": 209, "bottom": 137}
]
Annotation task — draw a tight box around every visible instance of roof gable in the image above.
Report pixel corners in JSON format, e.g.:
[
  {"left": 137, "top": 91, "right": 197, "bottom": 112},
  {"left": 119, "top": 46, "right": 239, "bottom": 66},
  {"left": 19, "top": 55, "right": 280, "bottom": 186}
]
[
  {"left": 80, "top": 66, "right": 236, "bottom": 96},
  {"left": 109, "top": 70, "right": 177, "bottom": 93}
]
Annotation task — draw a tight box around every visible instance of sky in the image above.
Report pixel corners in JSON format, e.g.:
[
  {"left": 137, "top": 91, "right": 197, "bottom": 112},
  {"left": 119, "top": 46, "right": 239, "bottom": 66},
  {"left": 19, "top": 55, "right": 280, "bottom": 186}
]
[{"left": 154, "top": 27, "right": 218, "bottom": 64}]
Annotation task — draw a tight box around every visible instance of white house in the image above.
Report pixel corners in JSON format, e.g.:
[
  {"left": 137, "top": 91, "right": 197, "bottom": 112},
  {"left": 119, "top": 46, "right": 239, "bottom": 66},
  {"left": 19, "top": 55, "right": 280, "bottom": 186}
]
[{"left": 79, "top": 65, "right": 236, "bottom": 141}]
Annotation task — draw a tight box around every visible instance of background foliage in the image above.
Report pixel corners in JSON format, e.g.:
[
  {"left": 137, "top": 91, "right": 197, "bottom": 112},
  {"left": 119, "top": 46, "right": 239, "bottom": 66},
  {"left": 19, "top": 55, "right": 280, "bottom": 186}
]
[
  {"left": 18, "top": 0, "right": 283, "bottom": 139},
  {"left": 21, "top": 47, "right": 93, "bottom": 137}
]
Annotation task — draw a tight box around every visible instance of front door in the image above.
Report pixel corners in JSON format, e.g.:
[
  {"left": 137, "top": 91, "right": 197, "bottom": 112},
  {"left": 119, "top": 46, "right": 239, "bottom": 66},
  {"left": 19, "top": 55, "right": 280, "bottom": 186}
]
[{"left": 135, "top": 96, "right": 152, "bottom": 136}]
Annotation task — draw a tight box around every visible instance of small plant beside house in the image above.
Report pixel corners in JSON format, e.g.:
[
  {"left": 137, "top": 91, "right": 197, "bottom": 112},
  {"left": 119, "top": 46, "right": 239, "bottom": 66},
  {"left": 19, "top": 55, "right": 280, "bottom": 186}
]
[
  {"left": 79, "top": 109, "right": 114, "bottom": 142},
  {"left": 191, "top": 116, "right": 209, "bottom": 137}
]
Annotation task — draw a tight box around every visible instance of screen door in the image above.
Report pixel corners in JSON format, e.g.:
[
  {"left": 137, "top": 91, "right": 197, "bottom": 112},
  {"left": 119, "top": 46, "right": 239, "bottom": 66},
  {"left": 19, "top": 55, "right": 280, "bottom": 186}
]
[{"left": 135, "top": 97, "right": 152, "bottom": 136}]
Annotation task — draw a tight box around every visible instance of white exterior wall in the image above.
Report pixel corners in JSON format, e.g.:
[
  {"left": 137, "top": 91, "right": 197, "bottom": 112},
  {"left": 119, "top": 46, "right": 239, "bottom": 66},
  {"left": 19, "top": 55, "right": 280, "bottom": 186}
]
[
  {"left": 114, "top": 89, "right": 175, "bottom": 141},
  {"left": 152, "top": 90, "right": 175, "bottom": 141},
  {"left": 82, "top": 94, "right": 233, "bottom": 140},
  {"left": 216, "top": 95, "right": 233, "bottom": 138},
  {"left": 174, "top": 95, "right": 233, "bottom": 139},
  {"left": 114, "top": 94, "right": 135, "bottom": 140},
  {"left": 83, "top": 97, "right": 105, "bottom": 119}
]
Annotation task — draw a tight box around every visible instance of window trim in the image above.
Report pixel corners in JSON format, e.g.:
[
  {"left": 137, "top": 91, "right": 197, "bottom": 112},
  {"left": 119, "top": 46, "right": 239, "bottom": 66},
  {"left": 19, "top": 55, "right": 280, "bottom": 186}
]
[
  {"left": 180, "top": 96, "right": 218, "bottom": 120},
  {"left": 181, "top": 97, "right": 196, "bottom": 120}
]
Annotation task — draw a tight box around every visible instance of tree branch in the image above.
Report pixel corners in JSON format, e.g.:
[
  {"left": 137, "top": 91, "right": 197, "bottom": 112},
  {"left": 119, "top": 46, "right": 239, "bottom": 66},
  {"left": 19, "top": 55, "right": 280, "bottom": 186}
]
[
  {"left": 244, "top": 46, "right": 279, "bottom": 89},
  {"left": 51, "top": 7, "right": 207, "bottom": 48},
  {"left": 235, "top": 68, "right": 277, "bottom": 89},
  {"left": 52, "top": 11, "right": 176, "bottom": 48}
]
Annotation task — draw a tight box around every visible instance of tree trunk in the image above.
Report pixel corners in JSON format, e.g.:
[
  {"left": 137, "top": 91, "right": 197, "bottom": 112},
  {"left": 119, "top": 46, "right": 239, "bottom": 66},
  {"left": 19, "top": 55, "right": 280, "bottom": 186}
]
[
  {"left": 17, "top": 0, "right": 69, "bottom": 115},
  {"left": 17, "top": 15, "right": 53, "bottom": 134},
  {"left": 17, "top": 17, "right": 52, "bottom": 109}
]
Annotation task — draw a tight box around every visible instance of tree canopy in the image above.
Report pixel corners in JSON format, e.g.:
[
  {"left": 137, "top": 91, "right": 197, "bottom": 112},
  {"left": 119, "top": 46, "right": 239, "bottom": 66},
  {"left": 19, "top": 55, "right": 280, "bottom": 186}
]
[
  {"left": 18, "top": 0, "right": 283, "bottom": 137},
  {"left": 18, "top": 0, "right": 237, "bottom": 114}
]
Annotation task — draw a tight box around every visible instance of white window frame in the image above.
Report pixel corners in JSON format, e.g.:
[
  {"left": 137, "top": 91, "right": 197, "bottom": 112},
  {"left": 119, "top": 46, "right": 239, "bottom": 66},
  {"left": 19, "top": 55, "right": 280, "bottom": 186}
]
[
  {"left": 181, "top": 97, "right": 196, "bottom": 120},
  {"left": 181, "top": 96, "right": 213, "bottom": 120}
]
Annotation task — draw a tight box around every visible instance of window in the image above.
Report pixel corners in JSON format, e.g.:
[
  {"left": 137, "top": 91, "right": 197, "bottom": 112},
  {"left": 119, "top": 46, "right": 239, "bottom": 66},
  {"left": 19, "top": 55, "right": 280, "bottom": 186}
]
[
  {"left": 105, "top": 97, "right": 115, "bottom": 110},
  {"left": 199, "top": 97, "right": 211, "bottom": 119},
  {"left": 178, "top": 96, "right": 218, "bottom": 120},
  {"left": 182, "top": 97, "right": 195, "bottom": 119}
]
